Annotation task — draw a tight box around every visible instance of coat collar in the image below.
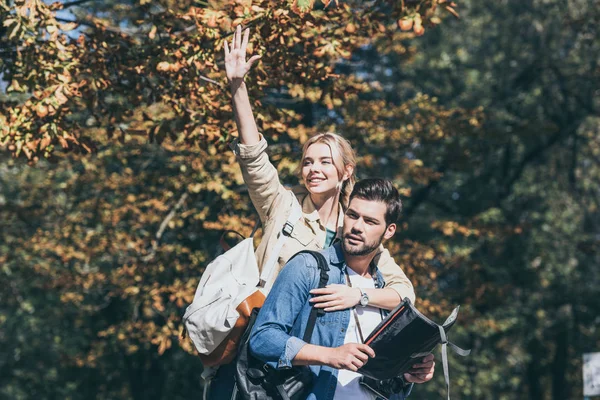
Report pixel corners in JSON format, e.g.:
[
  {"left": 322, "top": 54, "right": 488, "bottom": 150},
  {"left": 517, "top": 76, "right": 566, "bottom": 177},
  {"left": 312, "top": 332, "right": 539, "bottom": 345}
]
[{"left": 293, "top": 185, "right": 345, "bottom": 229}]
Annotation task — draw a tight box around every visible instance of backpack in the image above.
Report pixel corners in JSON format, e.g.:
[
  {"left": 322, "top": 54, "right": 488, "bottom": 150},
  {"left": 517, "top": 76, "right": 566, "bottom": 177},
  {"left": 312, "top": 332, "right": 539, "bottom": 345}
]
[{"left": 183, "top": 195, "right": 303, "bottom": 366}]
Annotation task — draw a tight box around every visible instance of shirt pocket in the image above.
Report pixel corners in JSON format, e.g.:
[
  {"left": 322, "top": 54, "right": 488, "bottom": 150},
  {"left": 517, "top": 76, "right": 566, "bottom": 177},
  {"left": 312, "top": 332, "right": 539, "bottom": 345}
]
[{"left": 278, "top": 222, "right": 317, "bottom": 265}]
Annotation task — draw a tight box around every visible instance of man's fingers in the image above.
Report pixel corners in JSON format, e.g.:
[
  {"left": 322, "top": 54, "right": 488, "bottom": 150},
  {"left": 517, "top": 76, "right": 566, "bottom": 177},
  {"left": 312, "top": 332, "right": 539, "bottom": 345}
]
[
  {"left": 357, "top": 344, "right": 375, "bottom": 358},
  {"left": 347, "top": 364, "right": 358, "bottom": 372},
  {"left": 404, "top": 373, "right": 426, "bottom": 384},
  {"left": 350, "top": 357, "right": 365, "bottom": 370},
  {"left": 404, "top": 373, "right": 429, "bottom": 383},
  {"left": 421, "top": 353, "right": 435, "bottom": 362},
  {"left": 408, "top": 371, "right": 433, "bottom": 379},
  {"left": 411, "top": 361, "right": 435, "bottom": 369},
  {"left": 353, "top": 350, "right": 369, "bottom": 363}
]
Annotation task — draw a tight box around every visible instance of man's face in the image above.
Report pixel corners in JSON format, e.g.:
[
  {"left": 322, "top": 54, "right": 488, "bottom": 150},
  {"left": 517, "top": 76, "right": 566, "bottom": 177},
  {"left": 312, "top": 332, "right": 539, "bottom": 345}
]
[{"left": 342, "top": 197, "right": 396, "bottom": 256}]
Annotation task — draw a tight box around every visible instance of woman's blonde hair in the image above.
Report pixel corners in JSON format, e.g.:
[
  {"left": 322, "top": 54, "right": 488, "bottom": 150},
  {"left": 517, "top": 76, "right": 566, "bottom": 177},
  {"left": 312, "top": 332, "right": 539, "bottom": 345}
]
[{"left": 300, "top": 132, "right": 357, "bottom": 209}]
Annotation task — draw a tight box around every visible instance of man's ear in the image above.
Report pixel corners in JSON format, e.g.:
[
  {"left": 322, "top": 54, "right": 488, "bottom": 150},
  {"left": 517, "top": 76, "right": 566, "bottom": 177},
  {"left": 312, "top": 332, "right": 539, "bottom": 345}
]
[{"left": 383, "top": 223, "right": 397, "bottom": 240}]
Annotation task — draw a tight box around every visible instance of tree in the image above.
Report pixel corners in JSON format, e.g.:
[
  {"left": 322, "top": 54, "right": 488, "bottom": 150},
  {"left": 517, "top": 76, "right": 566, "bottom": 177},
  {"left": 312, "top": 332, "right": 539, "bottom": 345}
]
[
  {"left": 2, "top": 0, "right": 598, "bottom": 398},
  {"left": 1, "top": 1, "right": 466, "bottom": 399}
]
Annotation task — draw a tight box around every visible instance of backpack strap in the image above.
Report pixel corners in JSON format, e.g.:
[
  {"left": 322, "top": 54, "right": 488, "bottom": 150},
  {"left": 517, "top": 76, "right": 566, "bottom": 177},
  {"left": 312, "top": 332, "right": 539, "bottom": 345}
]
[
  {"left": 275, "top": 249, "right": 329, "bottom": 344},
  {"left": 437, "top": 324, "right": 471, "bottom": 400},
  {"left": 259, "top": 194, "right": 303, "bottom": 287},
  {"left": 298, "top": 251, "right": 329, "bottom": 343}
]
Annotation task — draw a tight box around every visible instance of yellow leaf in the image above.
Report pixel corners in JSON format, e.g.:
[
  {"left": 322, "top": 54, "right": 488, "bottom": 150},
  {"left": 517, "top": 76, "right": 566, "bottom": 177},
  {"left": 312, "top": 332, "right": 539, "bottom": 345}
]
[{"left": 291, "top": 0, "right": 315, "bottom": 16}]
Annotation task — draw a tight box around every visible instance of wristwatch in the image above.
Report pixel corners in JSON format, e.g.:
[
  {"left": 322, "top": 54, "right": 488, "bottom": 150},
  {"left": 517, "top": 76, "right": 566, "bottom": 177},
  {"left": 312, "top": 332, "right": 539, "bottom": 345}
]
[{"left": 358, "top": 288, "right": 369, "bottom": 307}]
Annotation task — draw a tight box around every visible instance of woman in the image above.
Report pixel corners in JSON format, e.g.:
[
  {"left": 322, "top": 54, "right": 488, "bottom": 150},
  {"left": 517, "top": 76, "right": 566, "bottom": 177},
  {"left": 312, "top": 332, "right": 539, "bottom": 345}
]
[
  {"left": 208, "top": 26, "right": 416, "bottom": 399},
  {"left": 225, "top": 25, "right": 415, "bottom": 309}
]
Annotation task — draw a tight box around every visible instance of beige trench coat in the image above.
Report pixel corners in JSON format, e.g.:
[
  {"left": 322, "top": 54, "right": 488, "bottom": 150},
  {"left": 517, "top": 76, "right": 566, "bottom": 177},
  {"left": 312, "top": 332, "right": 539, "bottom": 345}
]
[{"left": 233, "top": 136, "right": 415, "bottom": 303}]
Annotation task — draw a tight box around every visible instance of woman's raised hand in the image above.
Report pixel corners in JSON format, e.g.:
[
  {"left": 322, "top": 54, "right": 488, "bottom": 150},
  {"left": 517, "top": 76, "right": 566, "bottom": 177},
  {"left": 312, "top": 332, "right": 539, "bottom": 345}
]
[{"left": 224, "top": 25, "right": 261, "bottom": 83}]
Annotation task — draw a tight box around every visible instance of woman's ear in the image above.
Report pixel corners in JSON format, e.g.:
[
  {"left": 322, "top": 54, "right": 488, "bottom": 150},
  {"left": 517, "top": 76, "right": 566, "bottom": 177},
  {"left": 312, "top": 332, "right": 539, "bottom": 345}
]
[{"left": 342, "top": 165, "right": 354, "bottom": 182}]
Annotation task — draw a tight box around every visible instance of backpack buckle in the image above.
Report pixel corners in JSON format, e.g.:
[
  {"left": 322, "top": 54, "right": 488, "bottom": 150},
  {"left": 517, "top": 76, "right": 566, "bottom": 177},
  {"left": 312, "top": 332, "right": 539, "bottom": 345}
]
[{"left": 282, "top": 222, "right": 294, "bottom": 236}]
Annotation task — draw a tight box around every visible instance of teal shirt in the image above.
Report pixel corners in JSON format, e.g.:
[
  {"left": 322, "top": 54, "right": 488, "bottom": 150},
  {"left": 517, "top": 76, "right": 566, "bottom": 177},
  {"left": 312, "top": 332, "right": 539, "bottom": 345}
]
[{"left": 324, "top": 228, "right": 336, "bottom": 248}]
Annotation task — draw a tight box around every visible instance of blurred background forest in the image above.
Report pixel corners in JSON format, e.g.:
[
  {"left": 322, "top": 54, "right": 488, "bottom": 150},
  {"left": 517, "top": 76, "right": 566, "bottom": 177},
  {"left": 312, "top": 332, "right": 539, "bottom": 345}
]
[{"left": 1, "top": 0, "right": 599, "bottom": 399}]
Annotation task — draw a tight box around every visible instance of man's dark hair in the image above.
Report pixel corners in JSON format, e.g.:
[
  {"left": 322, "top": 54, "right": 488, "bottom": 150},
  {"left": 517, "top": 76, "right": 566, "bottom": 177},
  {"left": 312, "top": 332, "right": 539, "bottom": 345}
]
[{"left": 349, "top": 178, "right": 402, "bottom": 225}]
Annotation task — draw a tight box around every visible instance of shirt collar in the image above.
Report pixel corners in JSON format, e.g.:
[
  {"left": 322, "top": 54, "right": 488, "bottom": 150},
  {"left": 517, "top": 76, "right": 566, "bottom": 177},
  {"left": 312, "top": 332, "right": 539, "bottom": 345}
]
[
  {"left": 328, "top": 243, "right": 346, "bottom": 266},
  {"left": 300, "top": 193, "right": 345, "bottom": 229},
  {"left": 328, "top": 243, "right": 384, "bottom": 286}
]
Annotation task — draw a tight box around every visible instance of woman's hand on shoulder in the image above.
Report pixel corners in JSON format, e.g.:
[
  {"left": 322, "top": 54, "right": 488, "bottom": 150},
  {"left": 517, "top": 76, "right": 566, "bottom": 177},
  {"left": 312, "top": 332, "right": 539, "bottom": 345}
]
[
  {"left": 224, "top": 25, "right": 261, "bottom": 83},
  {"left": 309, "top": 284, "right": 361, "bottom": 312}
]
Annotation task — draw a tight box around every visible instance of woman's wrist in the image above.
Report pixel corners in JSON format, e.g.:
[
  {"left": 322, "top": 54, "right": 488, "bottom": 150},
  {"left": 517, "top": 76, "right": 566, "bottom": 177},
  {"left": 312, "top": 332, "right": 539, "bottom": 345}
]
[{"left": 230, "top": 78, "right": 246, "bottom": 93}]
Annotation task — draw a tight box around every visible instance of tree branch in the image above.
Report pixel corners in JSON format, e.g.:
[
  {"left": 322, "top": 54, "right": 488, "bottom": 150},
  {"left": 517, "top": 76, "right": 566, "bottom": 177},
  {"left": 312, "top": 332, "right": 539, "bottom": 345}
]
[
  {"left": 142, "top": 192, "right": 188, "bottom": 261},
  {"left": 61, "top": 0, "right": 95, "bottom": 9}
]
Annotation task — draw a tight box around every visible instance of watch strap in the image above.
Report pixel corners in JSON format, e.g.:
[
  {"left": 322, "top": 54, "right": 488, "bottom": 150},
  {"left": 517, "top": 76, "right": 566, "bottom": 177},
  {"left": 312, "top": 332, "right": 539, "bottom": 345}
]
[{"left": 359, "top": 287, "right": 369, "bottom": 307}]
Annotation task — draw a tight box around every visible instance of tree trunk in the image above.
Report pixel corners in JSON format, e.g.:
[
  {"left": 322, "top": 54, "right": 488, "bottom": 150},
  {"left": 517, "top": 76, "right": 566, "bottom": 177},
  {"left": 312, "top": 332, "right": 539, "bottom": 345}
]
[
  {"left": 526, "top": 338, "right": 544, "bottom": 400},
  {"left": 551, "top": 324, "right": 569, "bottom": 400}
]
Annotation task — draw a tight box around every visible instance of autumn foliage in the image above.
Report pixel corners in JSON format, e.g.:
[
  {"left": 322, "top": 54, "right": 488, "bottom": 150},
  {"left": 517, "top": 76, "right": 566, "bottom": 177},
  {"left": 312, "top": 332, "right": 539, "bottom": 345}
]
[{"left": 1, "top": 0, "right": 457, "bottom": 160}]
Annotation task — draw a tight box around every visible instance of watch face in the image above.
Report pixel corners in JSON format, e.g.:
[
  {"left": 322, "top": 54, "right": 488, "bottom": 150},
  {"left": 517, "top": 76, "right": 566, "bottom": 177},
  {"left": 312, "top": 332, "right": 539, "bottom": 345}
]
[{"left": 360, "top": 294, "right": 369, "bottom": 307}]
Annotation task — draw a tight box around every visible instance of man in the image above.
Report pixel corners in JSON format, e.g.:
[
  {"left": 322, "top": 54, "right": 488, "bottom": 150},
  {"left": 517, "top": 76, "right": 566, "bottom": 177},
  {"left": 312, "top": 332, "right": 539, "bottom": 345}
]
[{"left": 249, "top": 178, "right": 435, "bottom": 400}]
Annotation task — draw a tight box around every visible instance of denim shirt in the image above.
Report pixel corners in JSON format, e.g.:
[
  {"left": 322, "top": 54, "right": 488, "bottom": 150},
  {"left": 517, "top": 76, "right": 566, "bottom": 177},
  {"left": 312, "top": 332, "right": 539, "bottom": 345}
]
[{"left": 249, "top": 244, "right": 413, "bottom": 400}]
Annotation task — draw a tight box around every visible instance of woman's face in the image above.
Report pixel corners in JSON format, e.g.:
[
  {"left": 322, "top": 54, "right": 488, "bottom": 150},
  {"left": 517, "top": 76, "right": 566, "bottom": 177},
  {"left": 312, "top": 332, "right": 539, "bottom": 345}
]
[{"left": 301, "top": 142, "right": 345, "bottom": 198}]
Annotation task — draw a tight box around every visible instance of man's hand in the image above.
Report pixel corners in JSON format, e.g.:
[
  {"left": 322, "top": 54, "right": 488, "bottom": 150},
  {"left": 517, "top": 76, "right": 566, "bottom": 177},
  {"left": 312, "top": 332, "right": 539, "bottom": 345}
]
[
  {"left": 309, "top": 284, "right": 361, "bottom": 311},
  {"left": 223, "top": 25, "right": 261, "bottom": 83},
  {"left": 404, "top": 353, "right": 435, "bottom": 383},
  {"left": 325, "top": 343, "right": 375, "bottom": 371}
]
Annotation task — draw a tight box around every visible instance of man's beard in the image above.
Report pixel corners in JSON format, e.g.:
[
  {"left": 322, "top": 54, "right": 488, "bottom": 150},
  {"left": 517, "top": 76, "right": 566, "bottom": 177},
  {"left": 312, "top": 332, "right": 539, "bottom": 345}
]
[{"left": 342, "top": 231, "right": 386, "bottom": 256}]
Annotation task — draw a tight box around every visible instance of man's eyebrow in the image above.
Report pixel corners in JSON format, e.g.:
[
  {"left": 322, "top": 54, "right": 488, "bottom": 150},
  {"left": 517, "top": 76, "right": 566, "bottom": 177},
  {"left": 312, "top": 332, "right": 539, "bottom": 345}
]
[{"left": 346, "top": 208, "right": 382, "bottom": 223}]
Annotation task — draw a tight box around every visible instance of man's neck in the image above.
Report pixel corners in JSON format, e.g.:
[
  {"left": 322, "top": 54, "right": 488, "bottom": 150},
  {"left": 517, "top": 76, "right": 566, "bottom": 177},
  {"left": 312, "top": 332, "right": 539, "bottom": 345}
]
[{"left": 343, "top": 251, "right": 376, "bottom": 277}]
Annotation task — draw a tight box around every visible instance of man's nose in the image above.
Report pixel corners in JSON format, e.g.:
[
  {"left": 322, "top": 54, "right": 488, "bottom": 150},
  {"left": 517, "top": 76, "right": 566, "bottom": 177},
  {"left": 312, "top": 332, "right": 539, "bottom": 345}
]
[{"left": 350, "top": 219, "right": 365, "bottom": 233}]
